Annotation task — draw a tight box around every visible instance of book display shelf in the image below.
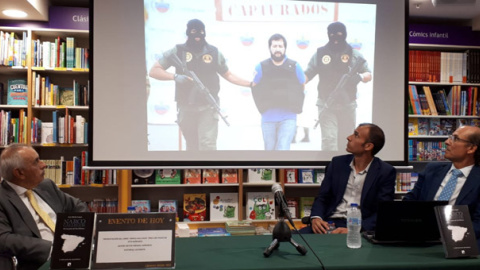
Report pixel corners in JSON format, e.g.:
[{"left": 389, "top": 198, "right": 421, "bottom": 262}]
[{"left": 407, "top": 25, "right": 480, "bottom": 164}]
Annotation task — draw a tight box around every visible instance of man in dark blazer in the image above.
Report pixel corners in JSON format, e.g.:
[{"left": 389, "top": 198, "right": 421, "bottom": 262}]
[
  {"left": 0, "top": 144, "right": 88, "bottom": 270},
  {"left": 301, "top": 123, "right": 396, "bottom": 234},
  {"left": 403, "top": 125, "right": 480, "bottom": 247}
]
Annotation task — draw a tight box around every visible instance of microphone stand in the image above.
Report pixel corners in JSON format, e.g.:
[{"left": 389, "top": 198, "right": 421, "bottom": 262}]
[{"left": 263, "top": 199, "right": 307, "bottom": 257}]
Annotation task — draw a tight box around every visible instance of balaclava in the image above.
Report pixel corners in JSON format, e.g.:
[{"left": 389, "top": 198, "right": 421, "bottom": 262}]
[
  {"left": 186, "top": 19, "right": 206, "bottom": 51},
  {"left": 327, "top": 21, "right": 348, "bottom": 53}
]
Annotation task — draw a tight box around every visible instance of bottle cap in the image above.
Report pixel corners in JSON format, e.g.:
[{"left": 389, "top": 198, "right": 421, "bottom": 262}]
[
  {"left": 127, "top": 206, "right": 136, "bottom": 211},
  {"left": 350, "top": 203, "right": 358, "bottom": 207}
]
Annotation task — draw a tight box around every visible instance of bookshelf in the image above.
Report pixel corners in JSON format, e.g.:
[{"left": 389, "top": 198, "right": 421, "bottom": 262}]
[
  {"left": 407, "top": 43, "right": 480, "bottom": 163},
  {"left": 0, "top": 18, "right": 123, "bottom": 213}
]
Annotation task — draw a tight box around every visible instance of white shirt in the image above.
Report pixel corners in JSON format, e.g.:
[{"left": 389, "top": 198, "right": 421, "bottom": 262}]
[
  {"left": 6, "top": 181, "right": 56, "bottom": 242},
  {"left": 330, "top": 160, "right": 372, "bottom": 219},
  {"left": 434, "top": 164, "right": 472, "bottom": 205}
]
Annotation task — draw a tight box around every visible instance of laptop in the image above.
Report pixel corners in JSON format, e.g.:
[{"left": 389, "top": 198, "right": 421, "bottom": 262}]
[{"left": 363, "top": 200, "right": 448, "bottom": 244}]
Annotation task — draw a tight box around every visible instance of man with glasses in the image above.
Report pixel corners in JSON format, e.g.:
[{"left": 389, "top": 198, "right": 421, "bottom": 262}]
[{"left": 403, "top": 125, "right": 480, "bottom": 248}]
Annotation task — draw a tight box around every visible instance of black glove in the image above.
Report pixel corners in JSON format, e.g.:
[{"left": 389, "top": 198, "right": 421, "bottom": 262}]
[{"left": 174, "top": 74, "right": 192, "bottom": 85}]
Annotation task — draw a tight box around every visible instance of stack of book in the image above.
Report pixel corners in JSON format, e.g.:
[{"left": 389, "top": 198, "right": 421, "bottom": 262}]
[{"left": 225, "top": 220, "right": 256, "bottom": 236}]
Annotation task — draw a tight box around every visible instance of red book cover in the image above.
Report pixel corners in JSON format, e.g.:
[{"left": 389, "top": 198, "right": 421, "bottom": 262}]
[
  {"left": 183, "top": 169, "right": 201, "bottom": 184},
  {"left": 183, "top": 193, "right": 206, "bottom": 222},
  {"left": 202, "top": 169, "right": 219, "bottom": 184},
  {"left": 284, "top": 169, "right": 297, "bottom": 184},
  {"left": 221, "top": 169, "right": 238, "bottom": 183}
]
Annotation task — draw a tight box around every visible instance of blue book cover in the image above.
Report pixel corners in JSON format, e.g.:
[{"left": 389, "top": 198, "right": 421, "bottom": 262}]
[
  {"left": 7, "top": 79, "right": 27, "bottom": 105},
  {"left": 198, "top": 227, "right": 230, "bottom": 237}
]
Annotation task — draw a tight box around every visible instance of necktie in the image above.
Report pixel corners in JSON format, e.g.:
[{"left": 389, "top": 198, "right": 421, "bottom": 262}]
[
  {"left": 437, "top": 169, "right": 463, "bottom": 201},
  {"left": 25, "top": 190, "right": 55, "bottom": 232}
]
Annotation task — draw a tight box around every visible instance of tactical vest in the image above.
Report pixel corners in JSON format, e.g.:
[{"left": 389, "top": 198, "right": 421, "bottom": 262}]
[
  {"left": 315, "top": 45, "right": 357, "bottom": 103},
  {"left": 252, "top": 58, "right": 304, "bottom": 114},
  {"left": 175, "top": 44, "right": 220, "bottom": 107}
]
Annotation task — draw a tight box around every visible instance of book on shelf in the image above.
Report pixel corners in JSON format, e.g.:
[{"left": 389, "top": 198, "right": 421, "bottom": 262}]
[
  {"left": 75, "top": 115, "right": 86, "bottom": 144},
  {"left": 73, "top": 156, "right": 81, "bottom": 185},
  {"left": 298, "top": 169, "right": 315, "bottom": 183},
  {"left": 440, "top": 118, "right": 456, "bottom": 135},
  {"left": 59, "top": 87, "right": 74, "bottom": 106},
  {"left": 408, "top": 118, "right": 418, "bottom": 136},
  {"left": 131, "top": 200, "right": 151, "bottom": 213},
  {"left": 418, "top": 118, "right": 429, "bottom": 135},
  {"left": 0, "top": 82, "right": 3, "bottom": 104},
  {"left": 183, "top": 193, "right": 206, "bottom": 222},
  {"left": 155, "top": 169, "right": 181, "bottom": 184},
  {"left": 7, "top": 79, "right": 27, "bottom": 105},
  {"left": 422, "top": 86, "right": 438, "bottom": 115},
  {"left": 434, "top": 205, "right": 479, "bottom": 258},
  {"left": 131, "top": 169, "right": 155, "bottom": 184},
  {"left": 428, "top": 118, "right": 441, "bottom": 136},
  {"left": 183, "top": 169, "right": 201, "bottom": 184},
  {"left": 286, "top": 197, "right": 299, "bottom": 219},
  {"left": 299, "top": 197, "right": 315, "bottom": 218},
  {"left": 408, "top": 85, "right": 422, "bottom": 115},
  {"left": 247, "top": 169, "right": 276, "bottom": 183},
  {"left": 209, "top": 192, "right": 238, "bottom": 221},
  {"left": 284, "top": 169, "right": 298, "bottom": 184},
  {"left": 246, "top": 192, "right": 275, "bottom": 221},
  {"left": 315, "top": 169, "right": 326, "bottom": 185},
  {"left": 50, "top": 212, "right": 96, "bottom": 270},
  {"left": 40, "top": 122, "right": 53, "bottom": 144},
  {"left": 158, "top": 199, "right": 178, "bottom": 221},
  {"left": 221, "top": 169, "right": 238, "bottom": 183},
  {"left": 202, "top": 169, "right": 220, "bottom": 184},
  {"left": 198, "top": 227, "right": 231, "bottom": 237}
]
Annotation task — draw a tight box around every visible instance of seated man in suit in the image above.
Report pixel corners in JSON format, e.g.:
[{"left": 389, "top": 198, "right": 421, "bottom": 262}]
[
  {"left": 0, "top": 144, "right": 89, "bottom": 270},
  {"left": 403, "top": 125, "right": 480, "bottom": 247},
  {"left": 301, "top": 123, "right": 396, "bottom": 234}
]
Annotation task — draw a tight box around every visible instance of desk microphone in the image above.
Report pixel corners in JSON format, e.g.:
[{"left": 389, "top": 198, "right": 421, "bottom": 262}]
[
  {"left": 264, "top": 183, "right": 307, "bottom": 257},
  {"left": 271, "top": 183, "right": 293, "bottom": 225}
]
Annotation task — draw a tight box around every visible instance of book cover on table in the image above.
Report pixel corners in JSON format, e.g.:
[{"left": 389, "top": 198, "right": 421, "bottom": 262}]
[
  {"left": 434, "top": 205, "right": 479, "bottom": 258},
  {"left": 50, "top": 212, "right": 96, "bottom": 269}
]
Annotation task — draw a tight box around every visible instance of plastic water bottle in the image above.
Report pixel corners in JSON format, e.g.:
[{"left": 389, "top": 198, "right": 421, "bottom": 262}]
[
  {"left": 327, "top": 221, "right": 336, "bottom": 234},
  {"left": 347, "top": 203, "right": 362, "bottom": 248}
]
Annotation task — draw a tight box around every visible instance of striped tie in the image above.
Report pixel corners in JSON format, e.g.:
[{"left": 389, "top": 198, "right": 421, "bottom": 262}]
[
  {"left": 437, "top": 169, "right": 463, "bottom": 201},
  {"left": 25, "top": 190, "right": 55, "bottom": 232}
]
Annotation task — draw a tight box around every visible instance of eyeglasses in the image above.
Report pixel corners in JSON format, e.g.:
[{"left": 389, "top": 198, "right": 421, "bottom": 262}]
[{"left": 448, "top": 135, "right": 472, "bottom": 144}]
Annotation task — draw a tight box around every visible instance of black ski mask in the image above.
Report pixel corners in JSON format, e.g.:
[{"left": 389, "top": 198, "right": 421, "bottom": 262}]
[
  {"left": 326, "top": 22, "right": 348, "bottom": 53},
  {"left": 186, "top": 19, "right": 206, "bottom": 52}
]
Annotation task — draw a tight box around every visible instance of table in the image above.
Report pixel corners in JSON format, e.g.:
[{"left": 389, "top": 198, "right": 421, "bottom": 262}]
[{"left": 40, "top": 234, "right": 480, "bottom": 269}]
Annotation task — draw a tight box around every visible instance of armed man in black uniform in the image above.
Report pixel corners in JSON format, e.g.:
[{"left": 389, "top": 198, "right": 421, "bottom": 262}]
[
  {"left": 304, "top": 21, "right": 372, "bottom": 151},
  {"left": 149, "top": 19, "right": 250, "bottom": 150}
]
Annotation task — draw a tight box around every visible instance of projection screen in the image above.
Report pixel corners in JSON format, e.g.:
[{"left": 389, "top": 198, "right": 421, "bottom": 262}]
[{"left": 90, "top": 0, "right": 407, "bottom": 168}]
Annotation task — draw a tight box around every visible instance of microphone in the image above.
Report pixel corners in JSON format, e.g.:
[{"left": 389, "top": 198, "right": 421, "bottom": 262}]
[{"left": 271, "top": 183, "right": 293, "bottom": 225}]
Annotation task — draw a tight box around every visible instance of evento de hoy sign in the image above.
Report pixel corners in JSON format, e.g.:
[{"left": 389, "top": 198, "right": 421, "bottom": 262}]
[
  {"left": 409, "top": 24, "right": 480, "bottom": 46},
  {"left": 93, "top": 213, "right": 176, "bottom": 269}
]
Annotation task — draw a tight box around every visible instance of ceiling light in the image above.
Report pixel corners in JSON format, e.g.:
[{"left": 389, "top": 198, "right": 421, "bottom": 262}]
[{"left": 2, "top": 9, "right": 28, "bottom": 18}]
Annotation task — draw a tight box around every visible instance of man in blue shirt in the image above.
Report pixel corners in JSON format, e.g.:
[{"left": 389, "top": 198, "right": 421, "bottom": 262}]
[{"left": 251, "top": 33, "right": 306, "bottom": 150}]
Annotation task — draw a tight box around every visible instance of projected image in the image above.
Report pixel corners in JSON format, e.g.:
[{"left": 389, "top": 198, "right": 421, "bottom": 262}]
[
  {"left": 91, "top": 0, "right": 405, "bottom": 166},
  {"left": 144, "top": 0, "right": 376, "bottom": 152}
]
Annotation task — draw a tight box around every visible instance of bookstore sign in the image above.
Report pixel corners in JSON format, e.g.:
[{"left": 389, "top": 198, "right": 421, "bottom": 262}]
[
  {"left": 49, "top": 6, "right": 88, "bottom": 30},
  {"left": 409, "top": 24, "right": 480, "bottom": 47}
]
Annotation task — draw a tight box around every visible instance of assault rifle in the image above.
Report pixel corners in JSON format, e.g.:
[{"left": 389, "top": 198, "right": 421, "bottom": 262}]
[
  {"left": 314, "top": 58, "right": 366, "bottom": 129},
  {"left": 169, "top": 53, "right": 230, "bottom": 126}
]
